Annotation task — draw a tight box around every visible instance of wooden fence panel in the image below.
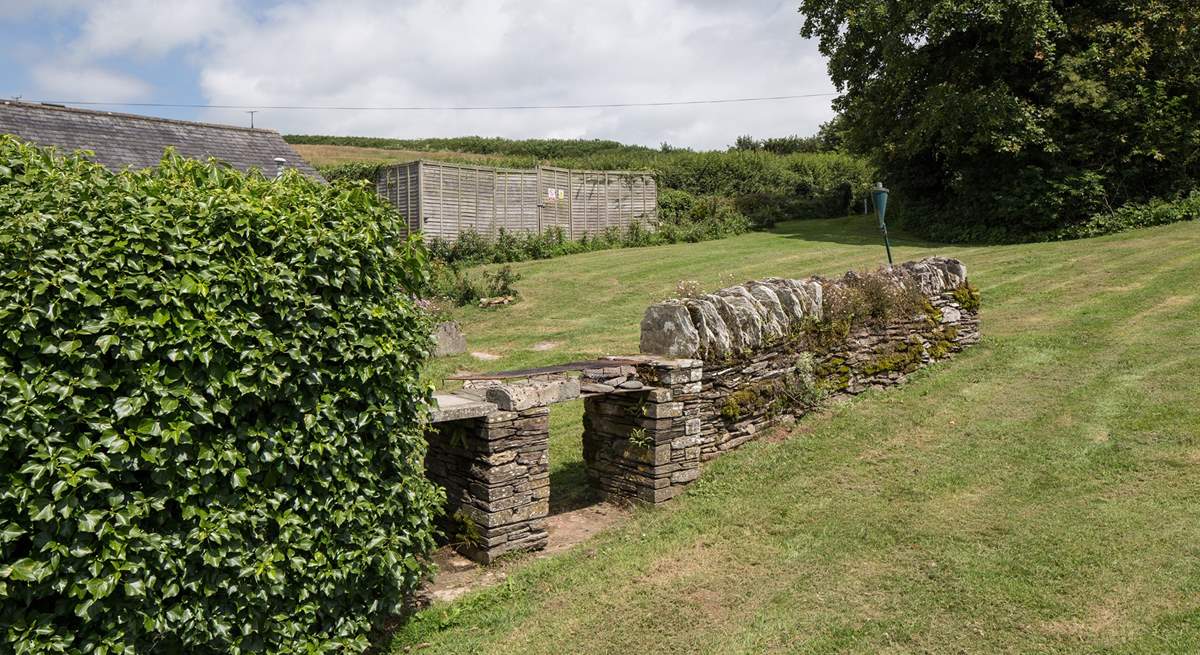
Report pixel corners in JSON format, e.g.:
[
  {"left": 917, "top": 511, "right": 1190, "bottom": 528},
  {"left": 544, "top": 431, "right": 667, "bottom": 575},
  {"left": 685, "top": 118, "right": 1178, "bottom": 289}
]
[{"left": 374, "top": 160, "right": 656, "bottom": 241}]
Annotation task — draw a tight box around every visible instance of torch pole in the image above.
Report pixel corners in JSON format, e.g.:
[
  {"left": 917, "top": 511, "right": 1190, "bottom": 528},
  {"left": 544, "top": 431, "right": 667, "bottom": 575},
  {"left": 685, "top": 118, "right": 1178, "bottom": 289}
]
[
  {"left": 871, "top": 182, "right": 894, "bottom": 267},
  {"left": 880, "top": 222, "right": 894, "bottom": 266}
]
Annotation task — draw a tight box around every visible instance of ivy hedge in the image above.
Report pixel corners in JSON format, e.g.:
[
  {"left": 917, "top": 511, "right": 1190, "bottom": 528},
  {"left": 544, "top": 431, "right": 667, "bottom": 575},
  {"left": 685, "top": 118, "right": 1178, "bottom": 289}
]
[{"left": 0, "top": 137, "right": 442, "bottom": 653}]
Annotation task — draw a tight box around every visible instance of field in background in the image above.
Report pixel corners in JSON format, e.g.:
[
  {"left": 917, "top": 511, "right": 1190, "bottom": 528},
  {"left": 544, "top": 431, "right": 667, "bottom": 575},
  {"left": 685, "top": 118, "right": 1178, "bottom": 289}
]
[
  {"left": 292, "top": 143, "right": 509, "bottom": 167},
  {"left": 400, "top": 214, "right": 1200, "bottom": 654},
  {"left": 291, "top": 135, "right": 874, "bottom": 232}
]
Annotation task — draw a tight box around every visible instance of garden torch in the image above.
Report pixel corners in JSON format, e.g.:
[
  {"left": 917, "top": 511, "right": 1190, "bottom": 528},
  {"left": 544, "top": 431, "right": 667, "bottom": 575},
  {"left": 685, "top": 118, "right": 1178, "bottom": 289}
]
[{"left": 872, "top": 182, "right": 893, "bottom": 266}]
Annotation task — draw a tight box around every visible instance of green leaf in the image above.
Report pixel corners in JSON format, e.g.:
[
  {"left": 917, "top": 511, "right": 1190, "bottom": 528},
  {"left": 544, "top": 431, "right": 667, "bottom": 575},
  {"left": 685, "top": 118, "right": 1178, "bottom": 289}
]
[
  {"left": 113, "top": 396, "right": 141, "bottom": 419},
  {"left": 0, "top": 523, "right": 25, "bottom": 543},
  {"left": 79, "top": 510, "right": 105, "bottom": 533},
  {"left": 31, "top": 503, "right": 54, "bottom": 522},
  {"left": 231, "top": 467, "right": 250, "bottom": 489},
  {"left": 96, "top": 334, "right": 120, "bottom": 353},
  {"left": 5, "top": 558, "right": 43, "bottom": 581}
]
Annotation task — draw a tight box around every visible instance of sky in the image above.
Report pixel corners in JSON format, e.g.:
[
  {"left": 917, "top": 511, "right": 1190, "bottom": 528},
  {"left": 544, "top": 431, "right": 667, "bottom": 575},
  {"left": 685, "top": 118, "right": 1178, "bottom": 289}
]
[{"left": 0, "top": 0, "right": 838, "bottom": 150}]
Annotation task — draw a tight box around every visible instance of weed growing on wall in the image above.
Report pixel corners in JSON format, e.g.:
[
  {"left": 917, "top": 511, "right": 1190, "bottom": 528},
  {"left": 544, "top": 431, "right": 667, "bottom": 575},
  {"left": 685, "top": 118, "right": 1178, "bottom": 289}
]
[{"left": 819, "top": 268, "right": 928, "bottom": 334}]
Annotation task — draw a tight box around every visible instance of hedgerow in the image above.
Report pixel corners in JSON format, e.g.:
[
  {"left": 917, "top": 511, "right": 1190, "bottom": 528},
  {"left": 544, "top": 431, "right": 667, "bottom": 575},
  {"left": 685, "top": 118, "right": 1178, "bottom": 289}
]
[
  {"left": 309, "top": 137, "right": 876, "bottom": 238},
  {"left": 0, "top": 137, "right": 442, "bottom": 654},
  {"left": 1047, "top": 191, "right": 1200, "bottom": 240},
  {"left": 422, "top": 192, "right": 749, "bottom": 270}
]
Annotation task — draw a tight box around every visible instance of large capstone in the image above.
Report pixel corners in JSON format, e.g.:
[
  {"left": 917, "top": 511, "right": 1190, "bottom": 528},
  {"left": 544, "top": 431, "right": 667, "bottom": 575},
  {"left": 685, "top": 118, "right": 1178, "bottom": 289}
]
[
  {"left": 639, "top": 300, "right": 700, "bottom": 357},
  {"left": 685, "top": 297, "right": 734, "bottom": 360},
  {"left": 762, "top": 278, "right": 808, "bottom": 323},
  {"left": 707, "top": 291, "right": 762, "bottom": 352},
  {"left": 748, "top": 282, "right": 793, "bottom": 334},
  {"left": 719, "top": 286, "right": 782, "bottom": 344}
]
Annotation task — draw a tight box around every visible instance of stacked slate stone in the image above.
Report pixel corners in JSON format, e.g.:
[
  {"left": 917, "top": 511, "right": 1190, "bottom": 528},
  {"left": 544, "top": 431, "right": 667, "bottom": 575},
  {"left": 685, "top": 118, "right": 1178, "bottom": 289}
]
[
  {"left": 815, "top": 288, "right": 980, "bottom": 395},
  {"left": 585, "top": 257, "right": 980, "bottom": 505},
  {"left": 582, "top": 358, "right": 703, "bottom": 504},
  {"left": 424, "top": 401, "right": 551, "bottom": 564},
  {"left": 578, "top": 363, "right": 644, "bottom": 394}
]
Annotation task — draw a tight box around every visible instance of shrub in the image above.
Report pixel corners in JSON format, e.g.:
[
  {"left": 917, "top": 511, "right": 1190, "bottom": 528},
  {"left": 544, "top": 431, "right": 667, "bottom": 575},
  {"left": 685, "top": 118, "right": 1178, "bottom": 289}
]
[
  {"left": 317, "top": 161, "right": 384, "bottom": 184},
  {"left": 483, "top": 266, "right": 521, "bottom": 299},
  {"left": 1047, "top": 191, "right": 1200, "bottom": 240},
  {"left": 0, "top": 137, "right": 442, "bottom": 654},
  {"left": 430, "top": 262, "right": 522, "bottom": 306},
  {"left": 952, "top": 282, "right": 982, "bottom": 312}
]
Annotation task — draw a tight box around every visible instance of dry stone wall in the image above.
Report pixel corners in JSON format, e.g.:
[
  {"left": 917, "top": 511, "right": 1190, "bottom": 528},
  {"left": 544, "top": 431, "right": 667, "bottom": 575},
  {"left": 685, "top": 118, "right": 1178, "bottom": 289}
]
[
  {"left": 424, "top": 404, "right": 551, "bottom": 563},
  {"left": 582, "top": 359, "right": 704, "bottom": 504},
  {"left": 584, "top": 257, "right": 979, "bottom": 504},
  {"left": 427, "top": 257, "right": 979, "bottom": 563}
]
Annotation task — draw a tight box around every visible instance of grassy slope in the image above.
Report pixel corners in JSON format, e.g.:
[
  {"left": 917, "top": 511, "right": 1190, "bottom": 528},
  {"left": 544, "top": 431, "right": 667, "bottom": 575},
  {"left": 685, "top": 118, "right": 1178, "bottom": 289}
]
[
  {"left": 292, "top": 143, "right": 513, "bottom": 167},
  {"left": 403, "top": 215, "right": 1200, "bottom": 654}
]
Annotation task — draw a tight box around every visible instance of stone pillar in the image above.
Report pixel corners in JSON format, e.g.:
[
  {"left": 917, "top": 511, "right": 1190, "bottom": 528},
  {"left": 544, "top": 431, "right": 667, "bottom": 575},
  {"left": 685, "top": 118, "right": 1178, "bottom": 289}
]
[
  {"left": 424, "top": 405, "right": 550, "bottom": 563},
  {"left": 582, "top": 358, "right": 704, "bottom": 505}
]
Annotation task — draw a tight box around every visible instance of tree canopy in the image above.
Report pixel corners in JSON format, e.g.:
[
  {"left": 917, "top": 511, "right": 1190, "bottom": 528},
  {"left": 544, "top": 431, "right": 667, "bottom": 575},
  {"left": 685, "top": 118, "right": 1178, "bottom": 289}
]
[{"left": 799, "top": 0, "right": 1200, "bottom": 241}]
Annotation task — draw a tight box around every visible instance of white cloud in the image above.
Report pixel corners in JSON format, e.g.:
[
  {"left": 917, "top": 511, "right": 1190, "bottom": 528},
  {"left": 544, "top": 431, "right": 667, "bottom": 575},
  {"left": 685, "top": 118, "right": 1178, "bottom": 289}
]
[
  {"left": 194, "top": 0, "right": 836, "bottom": 148},
  {"left": 30, "top": 64, "right": 151, "bottom": 102},
  {"left": 72, "top": 0, "right": 243, "bottom": 58},
  {"left": 17, "top": 0, "right": 837, "bottom": 149}
]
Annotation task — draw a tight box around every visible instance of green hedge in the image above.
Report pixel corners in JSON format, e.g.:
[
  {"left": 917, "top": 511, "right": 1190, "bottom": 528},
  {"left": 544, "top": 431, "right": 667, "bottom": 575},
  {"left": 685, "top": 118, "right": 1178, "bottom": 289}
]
[{"left": 0, "top": 137, "right": 442, "bottom": 654}]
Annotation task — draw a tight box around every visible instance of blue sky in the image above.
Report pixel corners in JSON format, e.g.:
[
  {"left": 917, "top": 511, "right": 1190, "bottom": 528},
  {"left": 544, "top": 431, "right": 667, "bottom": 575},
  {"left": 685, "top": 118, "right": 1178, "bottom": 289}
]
[{"left": 0, "top": 0, "right": 836, "bottom": 148}]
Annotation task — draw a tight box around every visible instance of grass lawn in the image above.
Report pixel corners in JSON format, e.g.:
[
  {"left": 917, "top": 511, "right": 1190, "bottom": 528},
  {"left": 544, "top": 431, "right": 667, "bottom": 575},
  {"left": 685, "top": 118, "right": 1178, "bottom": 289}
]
[{"left": 400, "top": 214, "right": 1200, "bottom": 654}]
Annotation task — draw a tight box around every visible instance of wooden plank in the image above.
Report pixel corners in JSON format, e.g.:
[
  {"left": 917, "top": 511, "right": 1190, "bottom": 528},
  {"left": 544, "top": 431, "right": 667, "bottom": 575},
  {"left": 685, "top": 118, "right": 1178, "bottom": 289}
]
[
  {"left": 437, "top": 164, "right": 445, "bottom": 238},
  {"left": 446, "top": 358, "right": 646, "bottom": 381},
  {"left": 536, "top": 166, "right": 543, "bottom": 234}
]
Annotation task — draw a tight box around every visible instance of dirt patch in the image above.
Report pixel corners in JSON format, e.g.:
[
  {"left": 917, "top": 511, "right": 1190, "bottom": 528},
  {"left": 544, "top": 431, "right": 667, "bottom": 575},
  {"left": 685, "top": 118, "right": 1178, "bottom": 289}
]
[
  {"left": 418, "top": 502, "right": 628, "bottom": 605},
  {"left": 1127, "top": 294, "right": 1196, "bottom": 324},
  {"left": 1038, "top": 603, "right": 1125, "bottom": 643},
  {"left": 531, "top": 341, "right": 559, "bottom": 352},
  {"left": 470, "top": 351, "right": 501, "bottom": 361},
  {"left": 762, "top": 410, "right": 831, "bottom": 444}
]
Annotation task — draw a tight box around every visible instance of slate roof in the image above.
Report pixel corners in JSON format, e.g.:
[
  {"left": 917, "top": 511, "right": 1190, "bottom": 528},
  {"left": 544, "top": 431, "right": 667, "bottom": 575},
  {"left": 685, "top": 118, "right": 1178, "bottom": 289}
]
[{"left": 0, "top": 101, "right": 323, "bottom": 181}]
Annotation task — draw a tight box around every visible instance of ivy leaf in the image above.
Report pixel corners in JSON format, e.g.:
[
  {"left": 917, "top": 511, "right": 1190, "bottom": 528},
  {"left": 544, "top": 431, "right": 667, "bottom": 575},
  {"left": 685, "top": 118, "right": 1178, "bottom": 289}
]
[
  {"left": 5, "top": 558, "right": 44, "bottom": 581},
  {"left": 113, "top": 396, "right": 140, "bottom": 419},
  {"left": 0, "top": 522, "right": 25, "bottom": 543},
  {"left": 231, "top": 468, "right": 250, "bottom": 489},
  {"left": 79, "top": 510, "right": 105, "bottom": 533},
  {"left": 96, "top": 334, "right": 120, "bottom": 353}
]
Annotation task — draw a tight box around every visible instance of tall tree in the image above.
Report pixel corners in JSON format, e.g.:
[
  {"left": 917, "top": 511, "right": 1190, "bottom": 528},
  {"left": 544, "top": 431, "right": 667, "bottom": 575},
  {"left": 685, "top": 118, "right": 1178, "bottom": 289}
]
[{"left": 800, "top": 0, "right": 1200, "bottom": 240}]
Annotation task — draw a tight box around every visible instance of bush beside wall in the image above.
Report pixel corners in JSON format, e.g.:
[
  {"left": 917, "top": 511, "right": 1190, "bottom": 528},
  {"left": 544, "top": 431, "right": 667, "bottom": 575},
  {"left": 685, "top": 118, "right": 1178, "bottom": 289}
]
[{"left": 0, "top": 137, "right": 441, "bottom": 654}]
